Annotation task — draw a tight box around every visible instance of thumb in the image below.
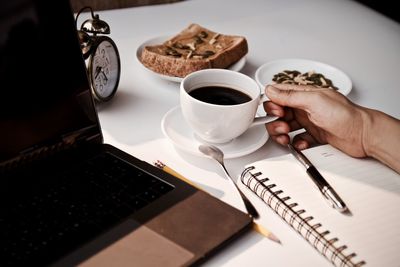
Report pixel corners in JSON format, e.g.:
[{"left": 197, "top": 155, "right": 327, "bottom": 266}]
[{"left": 265, "top": 85, "right": 311, "bottom": 109}]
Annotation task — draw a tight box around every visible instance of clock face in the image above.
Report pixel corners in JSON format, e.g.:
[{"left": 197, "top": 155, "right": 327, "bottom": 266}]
[{"left": 89, "top": 37, "right": 120, "bottom": 101}]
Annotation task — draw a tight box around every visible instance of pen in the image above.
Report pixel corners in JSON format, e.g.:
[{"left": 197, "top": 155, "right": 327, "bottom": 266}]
[
  {"left": 154, "top": 160, "right": 281, "bottom": 244},
  {"left": 287, "top": 144, "right": 348, "bottom": 213}
]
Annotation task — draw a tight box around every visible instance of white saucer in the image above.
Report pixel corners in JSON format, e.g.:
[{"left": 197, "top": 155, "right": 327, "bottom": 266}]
[
  {"left": 161, "top": 106, "right": 269, "bottom": 159},
  {"left": 136, "top": 35, "right": 246, "bottom": 83},
  {"left": 255, "top": 58, "right": 352, "bottom": 95}
]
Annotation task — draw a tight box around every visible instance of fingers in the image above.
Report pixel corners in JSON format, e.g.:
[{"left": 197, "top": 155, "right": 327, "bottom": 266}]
[
  {"left": 265, "top": 120, "right": 290, "bottom": 136},
  {"left": 273, "top": 134, "right": 291, "bottom": 146},
  {"left": 292, "top": 132, "right": 319, "bottom": 150},
  {"left": 265, "top": 119, "right": 289, "bottom": 145},
  {"left": 265, "top": 85, "right": 311, "bottom": 109},
  {"left": 270, "top": 130, "right": 323, "bottom": 150},
  {"left": 265, "top": 84, "right": 339, "bottom": 112},
  {"left": 268, "top": 83, "right": 319, "bottom": 92},
  {"left": 267, "top": 127, "right": 320, "bottom": 148},
  {"left": 264, "top": 101, "right": 296, "bottom": 122},
  {"left": 265, "top": 119, "right": 304, "bottom": 147},
  {"left": 264, "top": 83, "right": 333, "bottom": 148},
  {"left": 264, "top": 101, "right": 284, "bottom": 117}
]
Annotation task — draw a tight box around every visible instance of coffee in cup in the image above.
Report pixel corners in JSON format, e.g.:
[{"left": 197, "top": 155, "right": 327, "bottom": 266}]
[{"left": 180, "top": 69, "right": 277, "bottom": 143}]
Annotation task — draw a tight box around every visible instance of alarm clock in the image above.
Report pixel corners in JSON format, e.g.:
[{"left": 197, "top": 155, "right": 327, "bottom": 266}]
[{"left": 76, "top": 7, "right": 121, "bottom": 102}]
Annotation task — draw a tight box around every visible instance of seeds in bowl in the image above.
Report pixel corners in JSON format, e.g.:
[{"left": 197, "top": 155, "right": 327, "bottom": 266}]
[{"left": 272, "top": 70, "right": 338, "bottom": 90}]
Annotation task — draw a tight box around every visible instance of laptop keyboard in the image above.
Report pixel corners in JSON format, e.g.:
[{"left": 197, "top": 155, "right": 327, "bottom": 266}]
[{"left": 0, "top": 152, "right": 174, "bottom": 266}]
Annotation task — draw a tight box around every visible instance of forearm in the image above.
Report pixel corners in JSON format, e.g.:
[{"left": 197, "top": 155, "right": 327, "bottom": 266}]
[{"left": 363, "top": 108, "right": 400, "bottom": 173}]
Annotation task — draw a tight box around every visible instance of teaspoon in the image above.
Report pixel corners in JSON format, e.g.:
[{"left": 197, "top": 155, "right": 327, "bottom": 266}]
[{"left": 198, "top": 144, "right": 259, "bottom": 219}]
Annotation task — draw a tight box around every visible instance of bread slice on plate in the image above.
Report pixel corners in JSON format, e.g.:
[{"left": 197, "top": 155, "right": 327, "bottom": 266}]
[{"left": 140, "top": 23, "right": 248, "bottom": 78}]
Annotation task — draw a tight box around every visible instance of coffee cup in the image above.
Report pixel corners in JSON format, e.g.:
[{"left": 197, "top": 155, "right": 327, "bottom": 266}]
[{"left": 180, "top": 69, "right": 277, "bottom": 144}]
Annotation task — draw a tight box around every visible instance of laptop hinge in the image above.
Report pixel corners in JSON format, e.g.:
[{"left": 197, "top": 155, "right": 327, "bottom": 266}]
[{"left": 1, "top": 125, "right": 101, "bottom": 171}]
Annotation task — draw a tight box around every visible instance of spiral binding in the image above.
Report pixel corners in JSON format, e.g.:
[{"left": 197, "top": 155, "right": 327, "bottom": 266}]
[{"left": 241, "top": 166, "right": 366, "bottom": 267}]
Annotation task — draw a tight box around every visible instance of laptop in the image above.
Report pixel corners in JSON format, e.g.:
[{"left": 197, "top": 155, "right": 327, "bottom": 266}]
[{"left": 0, "top": 1, "right": 253, "bottom": 266}]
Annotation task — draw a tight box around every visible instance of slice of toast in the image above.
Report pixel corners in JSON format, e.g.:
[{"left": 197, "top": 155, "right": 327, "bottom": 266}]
[{"left": 140, "top": 23, "right": 248, "bottom": 78}]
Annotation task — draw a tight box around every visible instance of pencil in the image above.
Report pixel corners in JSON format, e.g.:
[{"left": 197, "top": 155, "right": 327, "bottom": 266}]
[{"left": 154, "top": 160, "right": 281, "bottom": 244}]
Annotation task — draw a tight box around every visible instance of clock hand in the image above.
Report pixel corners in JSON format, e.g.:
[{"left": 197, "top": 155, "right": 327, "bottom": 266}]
[
  {"left": 101, "top": 70, "right": 108, "bottom": 82},
  {"left": 95, "top": 66, "right": 102, "bottom": 79}
]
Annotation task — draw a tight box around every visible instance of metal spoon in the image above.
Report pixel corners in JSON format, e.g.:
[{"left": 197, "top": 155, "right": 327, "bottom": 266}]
[{"left": 198, "top": 144, "right": 259, "bottom": 219}]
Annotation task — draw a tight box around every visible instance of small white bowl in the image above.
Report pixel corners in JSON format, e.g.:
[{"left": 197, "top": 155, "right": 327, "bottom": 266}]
[{"left": 255, "top": 58, "right": 352, "bottom": 95}]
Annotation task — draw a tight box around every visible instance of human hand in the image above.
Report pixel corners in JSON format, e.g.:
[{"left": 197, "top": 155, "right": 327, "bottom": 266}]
[{"left": 264, "top": 84, "right": 369, "bottom": 158}]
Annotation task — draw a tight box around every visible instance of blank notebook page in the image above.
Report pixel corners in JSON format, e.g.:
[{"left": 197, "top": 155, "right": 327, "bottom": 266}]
[{"left": 249, "top": 144, "right": 400, "bottom": 266}]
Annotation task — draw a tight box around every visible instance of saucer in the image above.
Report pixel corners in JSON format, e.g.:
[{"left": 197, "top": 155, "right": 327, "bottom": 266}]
[
  {"left": 136, "top": 35, "right": 246, "bottom": 83},
  {"left": 255, "top": 58, "right": 352, "bottom": 95},
  {"left": 161, "top": 106, "right": 269, "bottom": 159}
]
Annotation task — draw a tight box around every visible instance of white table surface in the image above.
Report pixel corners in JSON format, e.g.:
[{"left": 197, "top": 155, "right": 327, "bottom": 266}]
[{"left": 88, "top": 0, "right": 400, "bottom": 265}]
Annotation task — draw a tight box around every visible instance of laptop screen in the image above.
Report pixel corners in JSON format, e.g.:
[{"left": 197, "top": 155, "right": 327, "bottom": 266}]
[{"left": 0, "top": 0, "right": 101, "bottom": 164}]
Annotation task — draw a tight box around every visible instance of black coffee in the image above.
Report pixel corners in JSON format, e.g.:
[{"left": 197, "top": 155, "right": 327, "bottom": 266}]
[{"left": 188, "top": 86, "right": 252, "bottom": 105}]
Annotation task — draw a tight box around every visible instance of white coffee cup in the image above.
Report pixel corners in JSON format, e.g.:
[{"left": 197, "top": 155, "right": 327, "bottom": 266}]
[{"left": 180, "top": 69, "right": 277, "bottom": 144}]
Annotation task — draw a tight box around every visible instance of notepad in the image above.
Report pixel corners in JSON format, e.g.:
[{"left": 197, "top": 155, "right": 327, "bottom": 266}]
[{"left": 240, "top": 144, "right": 400, "bottom": 267}]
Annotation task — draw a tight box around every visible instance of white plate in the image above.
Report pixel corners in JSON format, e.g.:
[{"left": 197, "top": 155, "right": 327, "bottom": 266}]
[
  {"left": 136, "top": 35, "right": 246, "bottom": 83},
  {"left": 161, "top": 106, "right": 269, "bottom": 159},
  {"left": 255, "top": 58, "right": 352, "bottom": 95}
]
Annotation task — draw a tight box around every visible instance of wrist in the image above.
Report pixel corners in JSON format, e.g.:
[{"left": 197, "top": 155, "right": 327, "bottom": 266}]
[
  {"left": 361, "top": 107, "right": 392, "bottom": 158},
  {"left": 362, "top": 107, "right": 400, "bottom": 172},
  {"left": 361, "top": 107, "right": 379, "bottom": 158}
]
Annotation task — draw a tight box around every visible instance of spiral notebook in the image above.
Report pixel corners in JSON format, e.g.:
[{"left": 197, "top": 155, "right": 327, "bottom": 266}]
[{"left": 240, "top": 144, "right": 400, "bottom": 267}]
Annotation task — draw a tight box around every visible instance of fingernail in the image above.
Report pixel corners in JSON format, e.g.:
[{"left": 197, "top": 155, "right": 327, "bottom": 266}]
[
  {"left": 270, "top": 108, "right": 282, "bottom": 116},
  {"left": 296, "top": 141, "right": 308, "bottom": 150},
  {"left": 276, "top": 135, "right": 287, "bottom": 144},
  {"left": 275, "top": 126, "right": 286, "bottom": 134}
]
